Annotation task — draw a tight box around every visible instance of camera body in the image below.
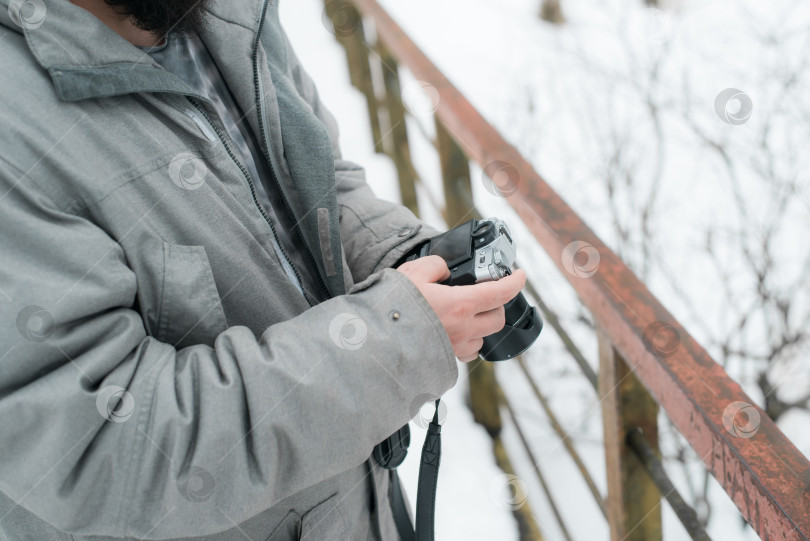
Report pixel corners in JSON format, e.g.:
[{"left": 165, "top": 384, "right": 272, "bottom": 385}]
[
  {"left": 401, "top": 217, "right": 542, "bottom": 362},
  {"left": 402, "top": 217, "right": 516, "bottom": 285}
]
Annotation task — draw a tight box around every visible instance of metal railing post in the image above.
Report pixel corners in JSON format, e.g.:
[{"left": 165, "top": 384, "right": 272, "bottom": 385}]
[
  {"left": 376, "top": 42, "right": 419, "bottom": 216},
  {"left": 436, "top": 120, "right": 473, "bottom": 228},
  {"left": 435, "top": 120, "right": 502, "bottom": 436},
  {"left": 436, "top": 119, "right": 545, "bottom": 539},
  {"left": 599, "top": 328, "right": 662, "bottom": 541},
  {"left": 323, "top": 0, "right": 384, "bottom": 153}
]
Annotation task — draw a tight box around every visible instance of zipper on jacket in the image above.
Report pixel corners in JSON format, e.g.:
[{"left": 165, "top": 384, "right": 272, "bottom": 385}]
[
  {"left": 182, "top": 108, "right": 218, "bottom": 143},
  {"left": 251, "top": 0, "right": 333, "bottom": 301},
  {"left": 186, "top": 96, "right": 316, "bottom": 307}
]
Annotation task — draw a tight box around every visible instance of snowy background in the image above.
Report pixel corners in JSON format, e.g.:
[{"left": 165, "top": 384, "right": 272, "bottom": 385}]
[{"left": 281, "top": 0, "right": 810, "bottom": 539}]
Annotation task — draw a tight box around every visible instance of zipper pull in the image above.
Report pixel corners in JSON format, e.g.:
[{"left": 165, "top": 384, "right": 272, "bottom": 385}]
[{"left": 182, "top": 108, "right": 218, "bottom": 143}]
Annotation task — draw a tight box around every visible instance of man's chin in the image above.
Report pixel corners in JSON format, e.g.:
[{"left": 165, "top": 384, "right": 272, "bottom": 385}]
[{"left": 104, "top": 0, "right": 212, "bottom": 38}]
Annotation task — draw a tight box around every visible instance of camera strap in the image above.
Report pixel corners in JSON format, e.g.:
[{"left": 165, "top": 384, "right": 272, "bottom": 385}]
[{"left": 389, "top": 399, "right": 442, "bottom": 541}]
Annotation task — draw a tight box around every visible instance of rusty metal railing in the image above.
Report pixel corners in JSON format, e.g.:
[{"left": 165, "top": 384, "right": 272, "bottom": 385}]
[{"left": 321, "top": 1, "right": 810, "bottom": 540}]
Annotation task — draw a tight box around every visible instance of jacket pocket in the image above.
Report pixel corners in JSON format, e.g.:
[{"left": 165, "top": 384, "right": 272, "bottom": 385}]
[
  {"left": 299, "top": 493, "right": 349, "bottom": 540},
  {"left": 157, "top": 243, "right": 228, "bottom": 349}
]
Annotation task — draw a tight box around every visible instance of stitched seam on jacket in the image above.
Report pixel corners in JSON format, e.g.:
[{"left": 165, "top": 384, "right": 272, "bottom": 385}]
[
  {"left": 119, "top": 339, "right": 173, "bottom": 535},
  {"left": 75, "top": 145, "right": 227, "bottom": 215},
  {"left": 156, "top": 243, "right": 172, "bottom": 342},
  {"left": 0, "top": 154, "right": 60, "bottom": 210}
]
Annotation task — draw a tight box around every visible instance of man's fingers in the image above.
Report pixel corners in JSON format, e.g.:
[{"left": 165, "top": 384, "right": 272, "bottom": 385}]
[
  {"left": 472, "top": 305, "right": 507, "bottom": 337},
  {"left": 397, "top": 255, "right": 451, "bottom": 284},
  {"left": 469, "top": 269, "right": 527, "bottom": 312},
  {"left": 456, "top": 338, "right": 484, "bottom": 362}
]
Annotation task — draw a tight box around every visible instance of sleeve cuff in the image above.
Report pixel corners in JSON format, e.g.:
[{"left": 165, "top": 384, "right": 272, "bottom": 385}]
[
  {"left": 371, "top": 222, "right": 443, "bottom": 274},
  {"left": 380, "top": 268, "right": 458, "bottom": 392}
]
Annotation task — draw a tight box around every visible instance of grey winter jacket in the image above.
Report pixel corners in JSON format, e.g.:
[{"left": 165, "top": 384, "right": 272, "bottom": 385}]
[{"left": 0, "top": 0, "right": 459, "bottom": 539}]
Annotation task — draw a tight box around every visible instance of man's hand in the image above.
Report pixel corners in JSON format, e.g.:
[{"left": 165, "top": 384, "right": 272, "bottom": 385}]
[{"left": 396, "top": 255, "right": 527, "bottom": 362}]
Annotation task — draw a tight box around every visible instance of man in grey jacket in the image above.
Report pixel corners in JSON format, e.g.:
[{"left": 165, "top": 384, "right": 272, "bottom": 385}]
[{"left": 0, "top": 0, "right": 526, "bottom": 539}]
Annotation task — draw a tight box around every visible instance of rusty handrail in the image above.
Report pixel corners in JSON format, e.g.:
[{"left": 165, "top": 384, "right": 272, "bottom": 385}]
[{"left": 345, "top": 1, "right": 810, "bottom": 539}]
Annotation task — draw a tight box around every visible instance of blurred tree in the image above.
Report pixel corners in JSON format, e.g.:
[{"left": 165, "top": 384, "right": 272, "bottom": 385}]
[{"left": 505, "top": 0, "right": 810, "bottom": 530}]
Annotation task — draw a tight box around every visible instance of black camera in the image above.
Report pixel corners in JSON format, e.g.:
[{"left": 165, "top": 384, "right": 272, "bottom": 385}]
[{"left": 400, "top": 217, "right": 542, "bottom": 362}]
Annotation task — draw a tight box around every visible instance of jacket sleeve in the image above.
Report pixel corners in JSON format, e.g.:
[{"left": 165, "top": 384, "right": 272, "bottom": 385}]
[
  {"left": 0, "top": 158, "right": 458, "bottom": 538},
  {"left": 279, "top": 24, "right": 442, "bottom": 284}
]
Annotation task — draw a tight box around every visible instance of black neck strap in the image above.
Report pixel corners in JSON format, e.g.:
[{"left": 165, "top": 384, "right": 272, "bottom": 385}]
[{"left": 389, "top": 399, "right": 442, "bottom": 541}]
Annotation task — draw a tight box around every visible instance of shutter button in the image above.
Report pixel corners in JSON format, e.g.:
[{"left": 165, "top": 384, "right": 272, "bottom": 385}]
[{"left": 390, "top": 311, "right": 401, "bottom": 321}]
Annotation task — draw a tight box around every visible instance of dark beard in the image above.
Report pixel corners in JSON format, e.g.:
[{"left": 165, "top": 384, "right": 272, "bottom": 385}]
[{"left": 104, "top": 0, "right": 212, "bottom": 38}]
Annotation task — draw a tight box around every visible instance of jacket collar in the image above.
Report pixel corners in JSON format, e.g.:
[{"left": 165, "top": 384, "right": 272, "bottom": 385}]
[{"left": 0, "top": 0, "right": 267, "bottom": 101}]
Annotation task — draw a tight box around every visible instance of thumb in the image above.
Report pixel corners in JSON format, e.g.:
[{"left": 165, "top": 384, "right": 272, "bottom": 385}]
[{"left": 397, "top": 255, "right": 451, "bottom": 284}]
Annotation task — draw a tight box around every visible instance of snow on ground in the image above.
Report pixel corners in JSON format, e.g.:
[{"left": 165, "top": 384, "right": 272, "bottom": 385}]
[{"left": 281, "top": 0, "right": 809, "bottom": 539}]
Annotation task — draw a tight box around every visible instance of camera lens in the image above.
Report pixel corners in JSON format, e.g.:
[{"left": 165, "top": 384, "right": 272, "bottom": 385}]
[{"left": 480, "top": 292, "right": 542, "bottom": 361}]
